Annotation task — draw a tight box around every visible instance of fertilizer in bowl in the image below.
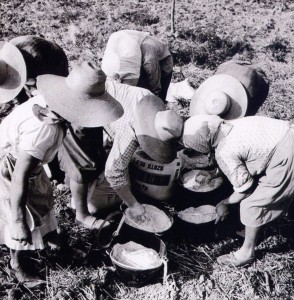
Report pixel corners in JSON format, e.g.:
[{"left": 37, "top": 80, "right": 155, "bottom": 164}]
[
  {"left": 181, "top": 169, "right": 223, "bottom": 192},
  {"left": 178, "top": 205, "right": 217, "bottom": 224},
  {"left": 112, "top": 241, "right": 162, "bottom": 270},
  {"left": 125, "top": 204, "right": 172, "bottom": 233}
]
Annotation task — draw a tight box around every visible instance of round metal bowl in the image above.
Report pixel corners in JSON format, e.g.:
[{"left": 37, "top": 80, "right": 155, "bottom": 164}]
[
  {"left": 109, "top": 234, "right": 167, "bottom": 287},
  {"left": 179, "top": 168, "right": 224, "bottom": 193},
  {"left": 175, "top": 205, "right": 218, "bottom": 240},
  {"left": 122, "top": 204, "right": 174, "bottom": 236}
]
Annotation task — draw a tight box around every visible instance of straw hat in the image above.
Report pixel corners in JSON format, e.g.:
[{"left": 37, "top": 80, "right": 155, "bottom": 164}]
[
  {"left": 134, "top": 95, "right": 183, "bottom": 164},
  {"left": 0, "top": 41, "right": 27, "bottom": 103},
  {"left": 190, "top": 74, "right": 248, "bottom": 120},
  {"left": 36, "top": 62, "right": 124, "bottom": 127}
]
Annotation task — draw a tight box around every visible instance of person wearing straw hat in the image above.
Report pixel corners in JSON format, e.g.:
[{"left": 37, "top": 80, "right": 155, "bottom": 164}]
[
  {"left": 189, "top": 74, "right": 248, "bottom": 120},
  {"left": 101, "top": 29, "right": 173, "bottom": 101},
  {"left": 190, "top": 60, "right": 269, "bottom": 120},
  {"left": 62, "top": 80, "right": 154, "bottom": 224},
  {"left": 9, "top": 35, "right": 70, "bottom": 183},
  {"left": 103, "top": 81, "right": 183, "bottom": 216},
  {"left": 0, "top": 61, "right": 123, "bottom": 284},
  {"left": 214, "top": 60, "right": 269, "bottom": 116},
  {"left": 63, "top": 81, "right": 183, "bottom": 221},
  {"left": 182, "top": 114, "right": 294, "bottom": 267}
]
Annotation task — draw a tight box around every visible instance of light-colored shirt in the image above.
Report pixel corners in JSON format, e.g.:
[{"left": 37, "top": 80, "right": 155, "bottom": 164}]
[
  {"left": 104, "top": 80, "right": 152, "bottom": 189},
  {"left": 102, "top": 30, "right": 149, "bottom": 80},
  {"left": 215, "top": 116, "right": 289, "bottom": 192},
  {"left": 0, "top": 95, "right": 65, "bottom": 163}
]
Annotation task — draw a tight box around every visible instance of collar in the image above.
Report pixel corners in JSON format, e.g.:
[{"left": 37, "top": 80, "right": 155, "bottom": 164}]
[{"left": 212, "top": 122, "right": 233, "bottom": 148}]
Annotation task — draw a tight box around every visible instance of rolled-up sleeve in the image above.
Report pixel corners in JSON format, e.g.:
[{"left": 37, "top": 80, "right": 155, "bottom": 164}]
[
  {"left": 105, "top": 126, "right": 139, "bottom": 189},
  {"left": 216, "top": 150, "right": 254, "bottom": 193}
]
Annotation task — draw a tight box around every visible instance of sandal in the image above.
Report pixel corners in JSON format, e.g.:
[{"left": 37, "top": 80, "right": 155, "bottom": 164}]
[
  {"left": 217, "top": 252, "right": 255, "bottom": 267},
  {"left": 75, "top": 216, "right": 110, "bottom": 230}
]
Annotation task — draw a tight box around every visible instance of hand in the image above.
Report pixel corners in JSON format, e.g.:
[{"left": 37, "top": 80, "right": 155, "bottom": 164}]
[
  {"left": 128, "top": 202, "right": 146, "bottom": 220},
  {"left": 215, "top": 200, "right": 229, "bottom": 224},
  {"left": 10, "top": 221, "right": 32, "bottom": 246}
]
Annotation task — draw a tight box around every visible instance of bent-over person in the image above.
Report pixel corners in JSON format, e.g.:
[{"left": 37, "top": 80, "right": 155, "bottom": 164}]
[{"left": 182, "top": 114, "right": 294, "bottom": 267}]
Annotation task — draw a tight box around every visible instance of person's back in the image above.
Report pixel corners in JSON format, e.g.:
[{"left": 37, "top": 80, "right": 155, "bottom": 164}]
[
  {"left": 102, "top": 30, "right": 173, "bottom": 100},
  {"left": 104, "top": 80, "right": 152, "bottom": 138},
  {"left": 217, "top": 116, "right": 289, "bottom": 177}
]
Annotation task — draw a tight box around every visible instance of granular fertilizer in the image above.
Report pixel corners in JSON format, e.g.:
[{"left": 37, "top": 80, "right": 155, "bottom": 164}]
[
  {"left": 125, "top": 204, "right": 172, "bottom": 233},
  {"left": 181, "top": 169, "right": 223, "bottom": 192},
  {"left": 178, "top": 205, "right": 217, "bottom": 224},
  {"left": 112, "top": 241, "right": 161, "bottom": 270}
]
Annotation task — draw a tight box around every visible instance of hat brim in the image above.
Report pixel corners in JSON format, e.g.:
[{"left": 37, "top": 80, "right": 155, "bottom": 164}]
[
  {"left": 190, "top": 74, "right": 248, "bottom": 120},
  {"left": 0, "top": 41, "right": 27, "bottom": 103},
  {"left": 36, "top": 74, "right": 124, "bottom": 127},
  {"left": 134, "top": 96, "right": 177, "bottom": 164}
]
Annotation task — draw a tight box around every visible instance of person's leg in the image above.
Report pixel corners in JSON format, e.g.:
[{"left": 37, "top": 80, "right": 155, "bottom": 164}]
[
  {"left": 70, "top": 179, "right": 110, "bottom": 229},
  {"left": 217, "top": 225, "right": 261, "bottom": 266},
  {"left": 10, "top": 249, "right": 21, "bottom": 270},
  {"left": 10, "top": 249, "right": 43, "bottom": 283},
  {"left": 234, "top": 225, "right": 261, "bottom": 260}
]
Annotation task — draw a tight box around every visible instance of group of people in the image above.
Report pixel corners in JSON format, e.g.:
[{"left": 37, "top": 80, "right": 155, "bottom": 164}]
[{"left": 0, "top": 29, "right": 294, "bottom": 285}]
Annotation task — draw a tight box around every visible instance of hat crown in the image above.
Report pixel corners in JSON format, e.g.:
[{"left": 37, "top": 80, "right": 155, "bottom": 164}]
[
  {"left": 66, "top": 62, "right": 106, "bottom": 97},
  {"left": 155, "top": 110, "right": 183, "bottom": 142},
  {"left": 204, "top": 90, "right": 231, "bottom": 116}
]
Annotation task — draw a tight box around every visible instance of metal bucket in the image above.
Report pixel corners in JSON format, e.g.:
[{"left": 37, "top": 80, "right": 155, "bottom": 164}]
[
  {"left": 109, "top": 233, "right": 168, "bottom": 287},
  {"left": 97, "top": 204, "right": 174, "bottom": 249},
  {"left": 175, "top": 205, "right": 218, "bottom": 241}
]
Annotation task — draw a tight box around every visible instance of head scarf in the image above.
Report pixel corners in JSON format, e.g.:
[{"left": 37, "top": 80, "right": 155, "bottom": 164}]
[{"left": 183, "top": 114, "right": 227, "bottom": 154}]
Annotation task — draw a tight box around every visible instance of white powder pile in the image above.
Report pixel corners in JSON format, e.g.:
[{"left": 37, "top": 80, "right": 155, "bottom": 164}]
[
  {"left": 178, "top": 205, "right": 217, "bottom": 224},
  {"left": 181, "top": 169, "right": 223, "bottom": 192},
  {"left": 112, "top": 241, "right": 161, "bottom": 270},
  {"left": 125, "top": 204, "right": 172, "bottom": 233}
]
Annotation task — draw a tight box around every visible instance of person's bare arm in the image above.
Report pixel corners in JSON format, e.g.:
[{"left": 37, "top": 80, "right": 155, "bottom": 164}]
[
  {"left": 215, "top": 190, "right": 253, "bottom": 224},
  {"left": 114, "top": 184, "right": 145, "bottom": 214},
  {"left": 10, "top": 149, "right": 40, "bottom": 246}
]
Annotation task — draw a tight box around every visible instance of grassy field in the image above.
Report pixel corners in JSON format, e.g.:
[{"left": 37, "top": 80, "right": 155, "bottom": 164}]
[{"left": 0, "top": 0, "right": 294, "bottom": 299}]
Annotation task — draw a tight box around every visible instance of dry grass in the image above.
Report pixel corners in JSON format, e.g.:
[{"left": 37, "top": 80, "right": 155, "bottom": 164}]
[{"left": 1, "top": 0, "right": 294, "bottom": 299}]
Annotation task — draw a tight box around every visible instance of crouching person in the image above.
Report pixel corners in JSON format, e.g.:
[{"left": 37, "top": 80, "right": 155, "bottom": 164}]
[
  {"left": 102, "top": 29, "right": 173, "bottom": 101},
  {"left": 182, "top": 114, "right": 294, "bottom": 267},
  {"left": 64, "top": 77, "right": 184, "bottom": 221},
  {"left": 0, "top": 53, "right": 123, "bottom": 284},
  {"left": 57, "top": 69, "right": 123, "bottom": 229}
]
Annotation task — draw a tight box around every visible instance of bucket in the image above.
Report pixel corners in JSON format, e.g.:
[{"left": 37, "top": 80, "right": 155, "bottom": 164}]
[
  {"left": 109, "top": 233, "right": 168, "bottom": 287},
  {"left": 175, "top": 205, "right": 218, "bottom": 241},
  {"left": 96, "top": 204, "right": 174, "bottom": 250},
  {"left": 129, "top": 149, "right": 181, "bottom": 201}
]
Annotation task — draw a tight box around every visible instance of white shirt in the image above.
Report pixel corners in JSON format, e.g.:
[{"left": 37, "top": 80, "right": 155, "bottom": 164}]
[{"left": 0, "top": 95, "right": 65, "bottom": 163}]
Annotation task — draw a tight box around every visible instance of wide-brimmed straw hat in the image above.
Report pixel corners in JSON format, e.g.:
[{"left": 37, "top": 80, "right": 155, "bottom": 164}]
[
  {"left": 190, "top": 74, "right": 248, "bottom": 120},
  {"left": 37, "top": 61, "right": 124, "bottom": 127},
  {"left": 134, "top": 95, "right": 183, "bottom": 164},
  {"left": 0, "top": 41, "right": 27, "bottom": 103}
]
